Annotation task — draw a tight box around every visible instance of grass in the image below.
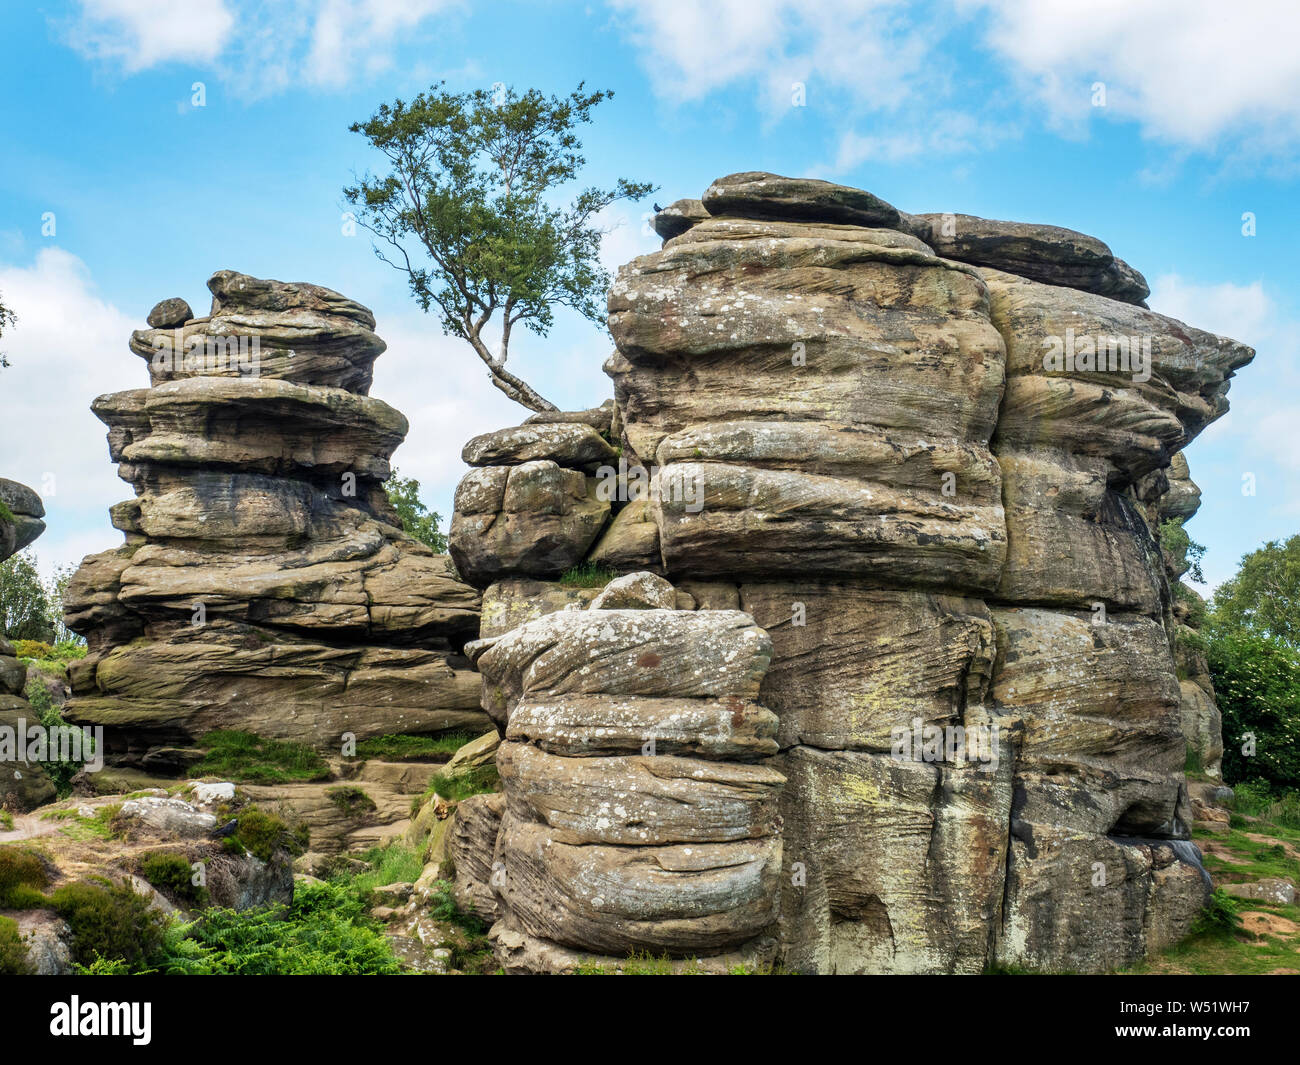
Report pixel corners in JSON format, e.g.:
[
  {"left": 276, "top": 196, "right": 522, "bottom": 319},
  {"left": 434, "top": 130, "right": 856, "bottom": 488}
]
[
  {"left": 341, "top": 842, "right": 425, "bottom": 897},
  {"left": 40, "top": 803, "right": 124, "bottom": 841},
  {"left": 190, "top": 730, "right": 330, "bottom": 784},
  {"left": 0, "top": 811, "right": 12, "bottom": 832},
  {"left": 1124, "top": 790, "right": 1300, "bottom": 975},
  {"left": 558, "top": 560, "right": 617, "bottom": 588},
  {"left": 418, "top": 764, "right": 500, "bottom": 804},
  {"left": 573, "top": 951, "right": 782, "bottom": 975},
  {"left": 1230, "top": 781, "right": 1300, "bottom": 830},
  {"left": 353, "top": 732, "right": 473, "bottom": 761},
  {"left": 0, "top": 915, "right": 32, "bottom": 974},
  {"left": 424, "top": 877, "right": 495, "bottom": 973}
]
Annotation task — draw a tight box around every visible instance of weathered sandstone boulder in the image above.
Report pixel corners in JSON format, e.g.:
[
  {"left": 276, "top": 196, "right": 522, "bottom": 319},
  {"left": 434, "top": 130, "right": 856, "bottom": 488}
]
[
  {"left": 474, "top": 577, "right": 785, "bottom": 969},
  {"left": 63, "top": 272, "right": 490, "bottom": 770},
  {"left": 0, "top": 478, "right": 45, "bottom": 559},
  {"left": 1, "top": 479, "right": 57, "bottom": 811}
]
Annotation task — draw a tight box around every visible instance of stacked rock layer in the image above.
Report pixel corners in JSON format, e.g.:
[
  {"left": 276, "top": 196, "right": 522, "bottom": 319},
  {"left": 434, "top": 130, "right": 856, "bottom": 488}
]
[
  {"left": 64, "top": 272, "right": 489, "bottom": 770},
  {"left": 473, "top": 572, "right": 787, "bottom": 973},
  {"left": 450, "top": 171, "right": 1253, "bottom": 973},
  {"left": 1, "top": 478, "right": 56, "bottom": 810}
]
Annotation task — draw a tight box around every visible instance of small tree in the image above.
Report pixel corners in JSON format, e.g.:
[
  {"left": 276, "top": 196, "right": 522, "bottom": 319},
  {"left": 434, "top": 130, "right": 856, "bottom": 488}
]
[
  {"left": 345, "top": 82, "right": 654, "bottom": 412},
  {"left": 383, "top": 469, "right": 446, "bottom": 553}
]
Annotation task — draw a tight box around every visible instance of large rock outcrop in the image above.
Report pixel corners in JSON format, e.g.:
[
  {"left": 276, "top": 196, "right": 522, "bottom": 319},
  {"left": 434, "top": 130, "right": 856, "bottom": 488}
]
[
  {"left": 1, "top": 479, "right": 57, "bottom": 811},
  {"left": 63, "top": 272, "right": 490, "bottom": 771},
  {"left": 449, "top": 171, "right": 1251, "bottom": 973}
]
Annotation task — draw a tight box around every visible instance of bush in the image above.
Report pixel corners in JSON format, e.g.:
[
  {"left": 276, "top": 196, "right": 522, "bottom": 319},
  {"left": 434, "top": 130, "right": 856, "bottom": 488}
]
[
  {"left": 11, "top": 639, "right": 52, "bottom": 660},
  {"left": 224, "top": 806, "right": 309, "bottom": 863},
  {"left": 326, "top": 786, "right": 377, "bottom": 817},
  {"left": 140, "top": 851, "right": 208, "bottom": 906},
  {"left": 22, "top": 678, "right": 91, "bottom": 799},
  {"left": 0, "top": 915, "right": 32, "bottom": 975},
  {"left": 50, "top": 879, "right": 167, "bottom": 971},
  {"left": 1207, "top": 628, "right": 1300, "bottom": 790},
  {"left": 0, "top": 846, "right": 50, "bottom": 907},
  {"left": 191, "top": 730, "right": 330, "bottom": 784}
]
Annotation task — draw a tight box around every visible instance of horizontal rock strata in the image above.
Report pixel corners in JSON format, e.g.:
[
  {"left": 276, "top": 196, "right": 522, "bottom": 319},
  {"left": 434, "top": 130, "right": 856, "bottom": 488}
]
[
  {"left": 448, "top": 171, "right": 1251, "bottom": 973},
  {"left": 64, "top": 272, "right": 490, "bottom": 770}
]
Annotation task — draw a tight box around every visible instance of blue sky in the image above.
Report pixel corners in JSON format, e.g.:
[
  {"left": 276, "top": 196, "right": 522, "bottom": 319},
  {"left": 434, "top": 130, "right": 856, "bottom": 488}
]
[{"left": 1, "top": 0, "right": 1297, "bottom": 591}]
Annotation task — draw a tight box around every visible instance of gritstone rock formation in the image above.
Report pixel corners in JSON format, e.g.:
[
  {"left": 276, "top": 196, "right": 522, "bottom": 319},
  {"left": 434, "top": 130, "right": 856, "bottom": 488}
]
[
  {"left": 450, "top": 171, "right": 1252, "bottom": 973},
  {"left": 1, "top": 478, "right": 57, "bottom": 810},
  {"left": 63, "top": 271, "right": 490, "bottom": 771}
]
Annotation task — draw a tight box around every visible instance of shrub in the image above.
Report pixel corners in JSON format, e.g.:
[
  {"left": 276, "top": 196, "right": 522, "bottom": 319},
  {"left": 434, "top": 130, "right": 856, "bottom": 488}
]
[
  {"left": 0, "top": 915, "right": 32, "bottom": 975},
  {"left": 139, "top": 851, "right": 208, "bottom": 906},
  {"left": 11, "top": 639, "right": 52, "bottom": 660},
  {"left": 191, "top": 730, "right": 329, "bottom": 784},
  {"left": 50, "top": 879, "right": 167, "bottom": 971},
  {"left": 22, "top": 678, "right": 92, "bottom": 798},
  {"left": 1160, "top": 518, "right": 1205, "bottom": 584},
  {"left": 326, "top": 786, "right": 377, "bottom": 818},
  {"left": 224, "top": 806, "right": 308, "bottom": 863},
  {"left": 0, "top": 846, "right": 50, "bottom": 907},
  {"left": 1191, "top": 889, "right": 1243, "bottom": 939}
]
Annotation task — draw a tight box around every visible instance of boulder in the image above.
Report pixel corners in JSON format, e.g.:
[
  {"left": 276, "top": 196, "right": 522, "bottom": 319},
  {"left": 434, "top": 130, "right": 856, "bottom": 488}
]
[
  {"left": 908, "top": 213, "right": 1150, "bottom": 304},
  {"left": 653, "top": 198, "right": 709, "bottom": 241}
]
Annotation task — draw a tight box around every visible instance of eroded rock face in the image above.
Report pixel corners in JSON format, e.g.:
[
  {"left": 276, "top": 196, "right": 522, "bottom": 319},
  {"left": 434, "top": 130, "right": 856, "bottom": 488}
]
[
  {"left": 453, "top": 170, "right": 1250, "bottom": 973},
  {"left": 63, "top": 272, "right": 490, "bottom": 769},
  {"left": 474, "top": 580, "right": 785, "bottom": 968},
  {"left": 1, "top": 479, "right": 57, "bottom": 811}
]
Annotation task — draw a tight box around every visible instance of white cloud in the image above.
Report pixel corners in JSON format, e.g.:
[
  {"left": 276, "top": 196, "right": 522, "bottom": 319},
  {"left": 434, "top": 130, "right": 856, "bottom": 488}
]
[
  {"left": 829, "top": 111, "right": 1011, "bottom": 171},
  {"left": 62, "top": 0, "right": 459, "bottom": 94},
  {"left": 0, "top": 249, "right": 137, "bottom": 578},
  {"left": 369, "top": 315, "right": 523, "bottom": 529},
  {"left": 65, "top": 0, "right": 235, "bottom": 72},
  {"left": 963, "top": 0, "right": 1300, "bottom": 153},
  {"left": 605, "top": 0, "right": 930, "bottom": 111}
]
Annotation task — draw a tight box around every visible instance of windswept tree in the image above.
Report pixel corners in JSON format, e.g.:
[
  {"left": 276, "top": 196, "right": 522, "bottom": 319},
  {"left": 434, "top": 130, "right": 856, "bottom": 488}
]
[{"left": 345, "top": 82, "right": 654, "bottom": 412}]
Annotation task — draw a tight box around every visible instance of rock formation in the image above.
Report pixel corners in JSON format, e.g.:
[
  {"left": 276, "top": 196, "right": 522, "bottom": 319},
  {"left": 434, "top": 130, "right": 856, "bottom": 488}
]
[
  {"left": 63, "top": 272, "right": 490, "bottom": 771},
  {"left": 1, "top": 478, "right": 56, "bottom": 811},
  {"left": 450, "top": 171, "right": 1252, "bottom": 973}
]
